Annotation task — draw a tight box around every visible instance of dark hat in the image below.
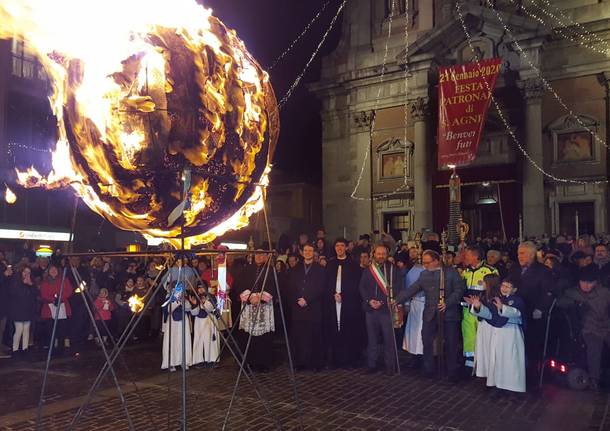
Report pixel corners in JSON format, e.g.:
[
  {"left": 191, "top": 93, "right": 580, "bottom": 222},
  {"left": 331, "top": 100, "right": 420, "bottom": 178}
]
[
  {"left": 545, "top": 249, "right": 563, "bottom": 260},
  {"left": 571, "top": 251, "right": 588, "bottom": 261},
  {"left": 359, "top": 234, "right": 371, "bottom": 241},
  {"left": 579, "top": 266, "right": 599, "bottom": 282}
]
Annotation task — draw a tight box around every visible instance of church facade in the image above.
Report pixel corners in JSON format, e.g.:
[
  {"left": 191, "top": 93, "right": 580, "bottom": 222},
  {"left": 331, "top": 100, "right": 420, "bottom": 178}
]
[{"left": 311, "top": 0, "right": 610, "bottom": 241}]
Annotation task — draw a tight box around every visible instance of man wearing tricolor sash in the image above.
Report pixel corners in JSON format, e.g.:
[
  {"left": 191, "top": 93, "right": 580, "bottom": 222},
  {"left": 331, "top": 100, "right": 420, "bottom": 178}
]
[{"left": 359, "top": 244, "right": 404, "bottom": 375}]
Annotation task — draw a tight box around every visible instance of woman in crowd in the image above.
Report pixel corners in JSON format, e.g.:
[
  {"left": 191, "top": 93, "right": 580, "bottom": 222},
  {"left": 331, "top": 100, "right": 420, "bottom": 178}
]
[
  {"left": 7, "top": 266, "right": 38, "bottom": 357},
  {"left": 134, "top": 276, "right": 151, "bottom": 339},
  {"left": 39, "top": 265, "right": 74, "bottom": 352},
  {"left": 114, "top": 277, "right": 136, "bottom": 340}
]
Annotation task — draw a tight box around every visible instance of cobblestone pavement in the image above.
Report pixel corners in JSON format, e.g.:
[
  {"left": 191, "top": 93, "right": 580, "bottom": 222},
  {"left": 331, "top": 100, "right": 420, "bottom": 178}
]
[{"left": 0, "top": 341, "right": 605, "bottom": 430}]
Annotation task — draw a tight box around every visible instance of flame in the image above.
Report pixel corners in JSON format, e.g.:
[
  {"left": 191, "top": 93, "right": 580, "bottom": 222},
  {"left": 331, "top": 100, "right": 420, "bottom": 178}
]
[
  {"left": 0, "top": 0, "right": 278, "bottom": 247},
  {"left": 4, "top": 185, "right": 16, "bottom": 204},
  {"left": 128, "top": 295, "right": 145, "bottom": 313},
  {"left": 75, "top": 280, "right": 86, "bottom": 294}
]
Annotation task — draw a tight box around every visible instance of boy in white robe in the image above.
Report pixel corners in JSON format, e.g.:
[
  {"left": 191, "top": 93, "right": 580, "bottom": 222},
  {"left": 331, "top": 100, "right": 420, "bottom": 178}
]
[
  {"left": 161, "top": 289, "right": 194, "bottom": 371},
  {"left": 465, "top": 279, "right": 526, "bottom": 393},
  {"left": 192, "top": 283, "right": 220, "bottom": 367}
]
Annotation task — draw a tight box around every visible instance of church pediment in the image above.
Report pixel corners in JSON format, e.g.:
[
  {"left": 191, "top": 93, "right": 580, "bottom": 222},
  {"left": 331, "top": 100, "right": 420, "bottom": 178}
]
[{"left": 396, "top": 4, "right": 545, "bottom": 67}]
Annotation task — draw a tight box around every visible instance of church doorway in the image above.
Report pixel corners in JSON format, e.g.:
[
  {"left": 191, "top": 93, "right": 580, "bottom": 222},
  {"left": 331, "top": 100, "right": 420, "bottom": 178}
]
[
  {"left": 383, "top": 212, "right": 411, "bottom": 242},
  {"left": 558, "top": 202, "right": 595, "bottom": 236}
]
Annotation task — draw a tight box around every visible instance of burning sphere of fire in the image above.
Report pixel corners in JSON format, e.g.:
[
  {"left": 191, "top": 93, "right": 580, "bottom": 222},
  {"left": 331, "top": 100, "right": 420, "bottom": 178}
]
[{"left": 0, "top": 0, "right": 279, "bottom": 246}]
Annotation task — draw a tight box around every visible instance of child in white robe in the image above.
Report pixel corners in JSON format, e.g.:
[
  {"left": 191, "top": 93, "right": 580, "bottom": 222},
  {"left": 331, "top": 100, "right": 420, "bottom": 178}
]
[
  {"left": 161, "top": 291, "right": 194, "bottom": 372},
  {"left": 472, "top": 274, "right": 501, "bottom": 379},
  {"left": 192, "top": 283, "right": 220, "bottom": 367},
  {"left": 465, "top": 278, "right": 526, "bottom": 393}
]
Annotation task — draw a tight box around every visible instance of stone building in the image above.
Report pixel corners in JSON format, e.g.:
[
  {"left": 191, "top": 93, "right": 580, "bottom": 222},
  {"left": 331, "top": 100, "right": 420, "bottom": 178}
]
[{"left": 311, "top": 0, "right": 610, "bottom": 241}]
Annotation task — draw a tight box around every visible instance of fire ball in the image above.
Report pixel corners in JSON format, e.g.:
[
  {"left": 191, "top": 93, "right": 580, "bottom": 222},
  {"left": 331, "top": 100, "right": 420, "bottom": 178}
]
[{"left": 1, "top": 0, "right": 279, "bottom": 246}]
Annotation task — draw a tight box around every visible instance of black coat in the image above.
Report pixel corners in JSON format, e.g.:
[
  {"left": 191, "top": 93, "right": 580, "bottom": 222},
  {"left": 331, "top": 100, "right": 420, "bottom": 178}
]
[
  {"left": 287, "top": 262, "right": 325, "bottom": 323},
  {"left": 323, "top": 257, "right": 363, "bottom": 333},
  {"left": 508, "top": 262, "right": 554, "bottom": 323},
  {"left": 7, "top": 278, "right": 39, "bottom": 322},
  {"left": 397, "top": 266, "right": 465, "bottom": 322}
]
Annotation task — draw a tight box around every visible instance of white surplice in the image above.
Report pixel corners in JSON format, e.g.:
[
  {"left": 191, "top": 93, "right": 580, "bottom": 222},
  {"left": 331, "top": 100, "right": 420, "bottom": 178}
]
[
  {"left": 192, "top": 314, "right": 219, "bottom": 365},
  {"left": 161, "top": 302, "right": 193, "bottom": 369}
]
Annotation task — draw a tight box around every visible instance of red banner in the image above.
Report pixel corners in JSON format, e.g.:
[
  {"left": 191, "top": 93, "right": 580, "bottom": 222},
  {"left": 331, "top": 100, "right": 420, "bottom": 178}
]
[{"left": 437, "top": 58, "right": 502, "bottom": 168}]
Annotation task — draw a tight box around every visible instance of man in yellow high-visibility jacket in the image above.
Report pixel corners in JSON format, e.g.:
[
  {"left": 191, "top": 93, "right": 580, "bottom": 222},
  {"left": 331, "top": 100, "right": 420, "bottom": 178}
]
[{"left": 461, "top": 246, "right": 498, "bottom": 370}]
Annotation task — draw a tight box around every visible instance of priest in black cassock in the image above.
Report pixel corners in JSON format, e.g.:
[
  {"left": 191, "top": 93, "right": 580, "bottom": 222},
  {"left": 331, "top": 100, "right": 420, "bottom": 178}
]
[
  {"left": 324, "top": 238, "right": 364, "bottom": 368},
  {"left": 288, "top": 243, "right": 325, "bottom": 371},
  {"left": 233, "top": 250, "right": 277, "bottom": 372}
]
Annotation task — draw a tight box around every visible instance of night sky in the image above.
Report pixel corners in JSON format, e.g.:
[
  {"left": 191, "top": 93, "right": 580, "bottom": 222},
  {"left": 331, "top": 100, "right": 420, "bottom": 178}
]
[{"left": 205, "top": 0, "right": 343, "bottom": 186}]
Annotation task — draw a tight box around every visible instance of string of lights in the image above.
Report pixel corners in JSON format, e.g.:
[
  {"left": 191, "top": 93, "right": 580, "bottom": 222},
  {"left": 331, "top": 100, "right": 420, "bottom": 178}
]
[
  {"left": 268, "top": 0, "right": 332, "bottom": 71},
  {"left": 487, "top": 2, "right": 610, "bottom": 151},
  {"left": 508, "top": 0, "right": 610, "bottom": 57},
  {"left": 277, "top": 0, "right": 348, "bottom": 109},
  {"left": 455, "top": 1, "right": 607, "bottom": 186},
  {"left": 350, "top": 0, "right": 398, "bottom": 200},
  {"left": 351, "top": 1, "right": 416, "bottom": 201},
  {"left": 7, "top": 142, "right": 51, "bottom": 153},
  {"left": 529, "top": 0, "right": 610, "bottom": 55}
]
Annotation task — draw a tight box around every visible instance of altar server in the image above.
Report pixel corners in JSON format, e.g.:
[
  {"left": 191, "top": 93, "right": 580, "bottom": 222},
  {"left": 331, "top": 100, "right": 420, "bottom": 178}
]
[
  {"left": 161, "top": 285, "right": 194, "bottom": 371},
  {"left": 465, "top": 278, "right": 526, "bottom": 393},
  {"left": 192, "top": 282, "right": 220, "bottom": 367}
]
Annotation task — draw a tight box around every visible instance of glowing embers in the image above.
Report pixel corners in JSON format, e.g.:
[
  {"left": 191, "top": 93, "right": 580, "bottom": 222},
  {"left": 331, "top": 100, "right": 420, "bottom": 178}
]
[
  {"left": 0, "top": 0, "right": 279, "bottom": 247},
  {"left": 128, "top": 295, "right": 145, "bottom": 313},
  {"left": 4, "top": 185, "right": 16, "bottom": 204}
]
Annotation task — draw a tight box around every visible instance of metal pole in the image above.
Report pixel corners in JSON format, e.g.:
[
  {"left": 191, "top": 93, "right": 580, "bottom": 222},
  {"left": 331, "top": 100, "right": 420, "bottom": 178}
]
[
  {"left": 222, "top": 259, "right": 273, "bottom": 431},
  {"left": 36, "top": 267, "right": 67, "bottom": 430},
  {"left": 73, "top": 267, "right": 158, "bottom": 431},
  {"left": 184, "top": 280, "right": 281, "bottom": 429},
  {"left": 70, "top": 259, "right": 170, "bottom": 429},
  {"left": 71, "top": 266, "right": 135, "bottom": 431},
  {"left": 180, "top": 174, "right": 187, "bottom": 431},
  {"left": 262, "top": 193, "right": 303, "bottom": 429}
]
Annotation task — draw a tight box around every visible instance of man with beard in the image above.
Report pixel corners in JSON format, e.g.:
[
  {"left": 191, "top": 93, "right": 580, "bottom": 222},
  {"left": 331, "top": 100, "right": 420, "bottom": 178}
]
[
  {"left": 288, "top": 244, "right": 325, "bottom": 371},
  {"left": 233, "top": 250, "right": 276, "bottom": 372},
  {"left": 359, "top": 244, "right": 404, "bottom": 375},
  {"left": 324, "top": 238, "right": 364, "bottom": 368}
]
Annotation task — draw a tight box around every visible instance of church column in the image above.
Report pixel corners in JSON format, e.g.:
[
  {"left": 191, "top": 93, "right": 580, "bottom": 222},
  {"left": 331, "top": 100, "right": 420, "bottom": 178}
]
[
  {"left": 351, "top": 110, "right": 375, "bottom": 236},
  {"left": 409, "top": 97, "right": 432, "bottom": 232},
  {"left": 0, "top": 40, "right": 10, "bottom": 170},
  {"left": 520, "top": 78, "right": 546, "bottom": 237}
]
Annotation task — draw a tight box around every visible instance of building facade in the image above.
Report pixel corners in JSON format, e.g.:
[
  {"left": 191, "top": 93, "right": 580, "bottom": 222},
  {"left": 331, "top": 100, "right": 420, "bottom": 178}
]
[{"left": 311, "top": 0, "right": 610, "bottom": 241}]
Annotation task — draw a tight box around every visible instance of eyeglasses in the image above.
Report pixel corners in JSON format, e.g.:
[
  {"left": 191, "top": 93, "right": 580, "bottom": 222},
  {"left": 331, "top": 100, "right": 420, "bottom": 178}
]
[{"left": 422, "top": 260, "right": 433, "bottom": 266}]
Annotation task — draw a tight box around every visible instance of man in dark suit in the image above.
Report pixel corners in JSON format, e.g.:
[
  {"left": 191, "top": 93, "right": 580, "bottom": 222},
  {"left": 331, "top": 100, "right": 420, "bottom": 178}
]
[
  {"left": 397, "top": 250, "right": 465, "bottom": 381},
  {"left": 359, "top": 244, "right": 404, "bottom": 375},
  {"left": 508, "top": 241, "right": 554, "bottom": 385},
  {"left": 287, "top": 244, "right": 325, "bottom": 371}
]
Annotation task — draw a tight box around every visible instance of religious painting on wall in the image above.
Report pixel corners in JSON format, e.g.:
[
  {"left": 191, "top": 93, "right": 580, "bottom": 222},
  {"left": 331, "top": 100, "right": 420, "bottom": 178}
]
[
  {"left": 556, "top": 131, "right": 593, "bottom": 162},
  {"left": 381, "top": 153, "right": 405, "bottom": 178}
]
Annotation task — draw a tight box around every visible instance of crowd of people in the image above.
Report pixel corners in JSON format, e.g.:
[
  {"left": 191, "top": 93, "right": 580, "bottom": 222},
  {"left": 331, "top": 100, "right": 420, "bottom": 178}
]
[{"left": 1, "top": 230, "right": 609, "bottom": 394}]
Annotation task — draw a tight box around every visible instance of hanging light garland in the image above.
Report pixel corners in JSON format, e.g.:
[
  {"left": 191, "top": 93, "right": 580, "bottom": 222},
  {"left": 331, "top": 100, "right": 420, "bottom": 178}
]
[
  {"left": 486, "top": 1, "right": 610, "bottom": 152},
  {"left": 350, "top": 0, "right": 397, "bottom": 200},
  {"left": 456, "top": 1, "right": 607, "bottom": 186},
  {"left": 277, "top": 0, "right": 348, "bottom": 109},
  {"left": 268, "top": 0, "right": 332, "bottom": 71}
]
